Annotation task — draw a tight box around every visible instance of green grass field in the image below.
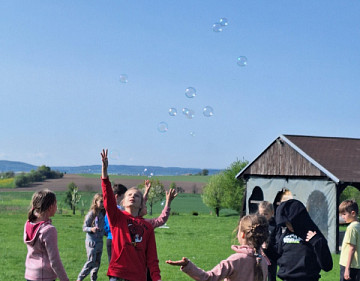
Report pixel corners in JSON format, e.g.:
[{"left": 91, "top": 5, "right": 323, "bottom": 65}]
[{"left": 0, "top": 191, "right": 340, "bottom": 280}]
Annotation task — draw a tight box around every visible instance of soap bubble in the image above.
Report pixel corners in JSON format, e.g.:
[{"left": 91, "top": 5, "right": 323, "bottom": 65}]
[
  {"left": 185, "top": 109, "right": 195, "bottom": 119},
  {"left": 237, "top": 56, "right": 248, "bottom": 67},
  {"left": 182, "top": 107, "right": 190, "bottom": 115},
  {"left": 144, "top": 168, "right": 147, "bottom": 172},
  {"left": 219, "top": 18, "right": 228, "bottom": 26},
  {"left": 148, "top": 172, "right": 154, "bottom": 178},
  {"left": 157, "top": 122, "right": 168, "bottom": 133},
  {"left": 119, "top": 74, "right": 128, "bottom": 83},
  {"left": 185, "top": 87, "right": 196, "bottom": 98},
  {"left": 169, "top": 108, "right": 177, "bottom": 116},
  {"left": 109, "top": 150, "right": 120, "bottom": 160},
  {"left": 190, "top": 131, "right": 195, "bottom": 137},
  {"left": 161, "top": 200, "right": 165, "bottom": 206},
  {"left": 203, "top": 106, "right": 214, "bottom": 117},
  {"left": 212, "top": 23, "right": 223, "bottom": 32}
]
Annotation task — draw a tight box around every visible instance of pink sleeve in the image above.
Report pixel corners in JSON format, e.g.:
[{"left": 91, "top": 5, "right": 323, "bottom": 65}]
[
  {"left": 145, "top": 206, "right": 170, "bottom": 228},
  {"left": 43, "top": 227, "right": 69, "bottom": 281},
  {"left": 181, "top": 258, "right": 236, "bottom": 281}
]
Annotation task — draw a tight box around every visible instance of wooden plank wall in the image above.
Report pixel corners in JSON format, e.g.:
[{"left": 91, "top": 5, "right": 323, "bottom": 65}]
[{"left": 244, "top": 140, "right": 325, "bottom": 176}]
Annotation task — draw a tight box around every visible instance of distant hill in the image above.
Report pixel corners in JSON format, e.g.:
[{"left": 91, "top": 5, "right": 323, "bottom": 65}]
[{"left": 0, "top": 160, "right": 222, "bottom": 176}]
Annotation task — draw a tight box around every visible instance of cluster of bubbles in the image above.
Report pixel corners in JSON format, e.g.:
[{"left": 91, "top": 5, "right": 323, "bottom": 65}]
[
  {"left": 212, "top": 17, "right": 229, "bottom": 32},
  {"left": 143, "top": 168, "right": 154, "bottom": 178},
  {"left": 157, "top": 87, "right": 214, "bottom": 135}
]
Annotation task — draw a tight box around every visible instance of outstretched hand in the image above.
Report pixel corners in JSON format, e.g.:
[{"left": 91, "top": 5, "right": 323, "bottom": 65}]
[
  {"left": 166, "top": 257, "right": 189, "bottom": 267},
  {"left": 145, "top": 180, "right": 151, "bottom": 193},
  {"left": 166, "top": 188, "right": 178, "bottom": 206},
  {"left": 101, "top": 149, "right": 108, "bottom": 178}
]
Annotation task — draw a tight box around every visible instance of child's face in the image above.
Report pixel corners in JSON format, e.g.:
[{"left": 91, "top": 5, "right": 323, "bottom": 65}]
[
  {"left": 341, "top": 211, "right": 357, "bottom": 223},
  {"left": 49, "top": 201, "right": 57, "bottom": 217},
  {"left": 123, "top": 190, "right": 142, "bottom": 209},
  {"left": 258, "top": 206, "right": 273, "bottom": 221},
  {"left": 285, "top": 222, "right": 294, "bottom": 232},
  {"left": 96, "top": 198, "right": 104, "bottom": 209}
]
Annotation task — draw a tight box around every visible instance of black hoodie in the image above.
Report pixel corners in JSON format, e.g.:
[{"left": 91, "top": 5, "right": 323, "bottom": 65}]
[{"left": 275, "top": 199, "right": 333, "bottom": 280}]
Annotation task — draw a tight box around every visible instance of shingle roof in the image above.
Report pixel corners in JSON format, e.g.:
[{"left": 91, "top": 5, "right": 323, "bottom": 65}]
[{"left": 283, "top": 135, "right": 360, "bottom": 183}]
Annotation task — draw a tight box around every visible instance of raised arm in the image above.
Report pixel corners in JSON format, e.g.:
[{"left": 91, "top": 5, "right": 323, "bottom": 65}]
[{"left": 143, "top": 179, "right": 151, "bottom": 203}]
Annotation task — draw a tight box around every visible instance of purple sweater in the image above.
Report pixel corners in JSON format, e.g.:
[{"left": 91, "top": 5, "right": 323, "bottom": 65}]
[
  {"left": 24, "top": 220, "right": 69, "bottom": 281},
  {"left": 181, "top": 245, "right": 268, "bottom": 281}
]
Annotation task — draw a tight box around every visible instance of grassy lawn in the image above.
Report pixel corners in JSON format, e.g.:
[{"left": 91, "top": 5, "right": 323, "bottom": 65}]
[{"left": 0, "top": 191, "right": 340, "bottom": 280}]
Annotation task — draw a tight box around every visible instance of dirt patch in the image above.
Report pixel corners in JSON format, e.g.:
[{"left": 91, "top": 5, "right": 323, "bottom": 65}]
[{"left": 1, "top": 174, "right": 206, "bottom": 193}]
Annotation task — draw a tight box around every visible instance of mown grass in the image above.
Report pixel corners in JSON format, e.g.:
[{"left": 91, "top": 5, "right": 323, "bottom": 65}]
[{"left": 0, "top": 191, "right": 340, "bottom": 281}]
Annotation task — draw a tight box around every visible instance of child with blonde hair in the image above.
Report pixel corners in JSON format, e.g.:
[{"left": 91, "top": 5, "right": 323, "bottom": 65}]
[
  {"left": 24, "top": 189, "right": 69, "bottom": 281},
  {"left": 77, "top": 193, "right": 106, "bottom": 281},
  {"left": 166, "top": 214, "right": 269, "bottom": 281}
]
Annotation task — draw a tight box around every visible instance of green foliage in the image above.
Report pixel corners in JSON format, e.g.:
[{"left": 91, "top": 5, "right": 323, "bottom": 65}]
[
  {"left": 64, "top": 182, "right": 81, "bottom": 215},
  {"left": 14, "top": 165, "right": 63, "bottom": 187},
  {"left": 0, "top": 171, "right": 15, "bottom": 178},
  {"left": 222, "top": 159, "right": 248, "bottom": 214},
  {"left": 202, "top": 173, "right": 226, "bottom": 216},
  {"left": 340, "top": 185, "right": 360, "bottom": 205},
  {"left": 202, "top": 159, "right": 248, "bottom": 215},
  {"left": 138, "top": 179, "right": 166, "bottom": 215}
]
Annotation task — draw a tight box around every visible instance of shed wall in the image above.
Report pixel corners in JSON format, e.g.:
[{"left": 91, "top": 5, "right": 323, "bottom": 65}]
[{"left": 246, "top": 176, "right": 337, "bottom": 253}]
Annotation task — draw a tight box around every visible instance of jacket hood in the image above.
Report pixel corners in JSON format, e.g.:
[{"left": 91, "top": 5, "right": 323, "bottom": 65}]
[
  {"left": 24, "top": 220, "right": 51, "bottom": 245},
  {"left": 276, "top": 199, "right": 322, "bottom": 240},
  {"left": 231, "top": 245, "right": 255, "bottom": 255}
]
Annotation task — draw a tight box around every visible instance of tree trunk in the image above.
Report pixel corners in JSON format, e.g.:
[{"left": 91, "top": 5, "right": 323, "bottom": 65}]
[{"left": 215, "top": 207, "right": 220, "bottom": 217}]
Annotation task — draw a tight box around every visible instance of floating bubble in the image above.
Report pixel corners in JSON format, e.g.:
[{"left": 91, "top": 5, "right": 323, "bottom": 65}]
[
  {"left": 185, "top": 87, "right": 196, "bottom": 98},
  {"left": 169, "top": 108, "right": 177, "bottom": 116},
  {"left": 182, "top": 107, "right": 190, "bottom": 115},
  {"left": 203, "top": 106, "right": 214, "bottom": 117},
  {"left": 190, "top": 131, "right": 195, "bottom": 137},
  {"left": 212, "top": 22, "right": 223, "bottom": 32},
  {"left": 185, "top": 109, "right": 195, "bottom": 119},
  {"left": 119, "top": 74, "right": 128, "bottom": 83},
  {"left": 219, "top": 18, "right": 228, "bottom": 26},
  {"left": 148, "top": 172, "right": 154, "bottom": 178},
  {"left": 161, "top": 200, "right": 165, "bottom": 206},
  {"left": 109, "top": 150, "right": 120, "bottom": 160},
  {"left": 157, "top": 122, "right": 168, "bottom": 133},
  {"left": 237, "top": 56, "right": 248, "bottom": 67}
]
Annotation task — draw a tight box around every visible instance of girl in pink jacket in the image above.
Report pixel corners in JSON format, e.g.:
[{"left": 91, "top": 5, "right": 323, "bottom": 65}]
[
  {"left": 166, "top": 214, "right": 269, "bottom": 281},
  {"left": 24, "top": 190, "right": 69, "bottom": 281}
]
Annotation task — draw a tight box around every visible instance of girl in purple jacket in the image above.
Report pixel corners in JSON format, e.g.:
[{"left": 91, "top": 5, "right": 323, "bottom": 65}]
[
  {"left": 167, "top": 214, "right": 269, "bottom": 281},
  {"left": 24, "top": 190, "right": 69, "bottom": 281}
]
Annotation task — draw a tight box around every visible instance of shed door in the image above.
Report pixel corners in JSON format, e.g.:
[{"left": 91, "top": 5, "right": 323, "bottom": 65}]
[{"left": 248, "top": 186, "right": 264, "bottom": 214}]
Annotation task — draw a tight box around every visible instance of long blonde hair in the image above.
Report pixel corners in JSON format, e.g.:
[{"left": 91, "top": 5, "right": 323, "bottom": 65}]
[
  {"left": 87, "top": 193, "right": 105, "bottom": 224},
  {"left": 239, "top": 214, "right": 269, "bottom": 281}
]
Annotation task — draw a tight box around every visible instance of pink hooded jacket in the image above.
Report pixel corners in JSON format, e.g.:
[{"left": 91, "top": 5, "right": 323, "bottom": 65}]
[
  {"left": 24, "top": 220, "right": 69, "bottom": 281},
  {"left": 181, "top": 245, "right": 268, "bottom": 281}
]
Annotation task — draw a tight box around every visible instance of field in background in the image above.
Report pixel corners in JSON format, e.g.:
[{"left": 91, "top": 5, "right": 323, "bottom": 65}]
[{"left": 1, "top": 190, "right": 340, "bottom": 280}]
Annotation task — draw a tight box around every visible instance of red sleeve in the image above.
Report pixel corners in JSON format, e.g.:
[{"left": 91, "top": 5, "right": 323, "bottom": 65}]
[
  {"left": 102, "top": 177, "right": 122, "bottom": 226},
  {"left": 146, "top": 228, "right": 161, "bottom": 281}
]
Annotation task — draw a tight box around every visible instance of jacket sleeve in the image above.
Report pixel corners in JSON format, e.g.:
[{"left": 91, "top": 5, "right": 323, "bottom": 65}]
[
  {"left": 104, "top": 214, "right": 111, "bottom": 237},
  {"left": 145, "top": 206, "right": 170, "bottom": 228},
  {"left": 102, "top": 177, "right": 123, "bottom": 226},
  {"left": 181, "top": 257, "right": 236, "bottom": 281},
  {"left": 42, "top": 226, "right": 69, "bottom": 281},
  {"left": 146, "top": 228, "right": 162, "bottom": 281},
  {"left": 83, "top": 211, "right": 95, "bottom": 232},
  {"left": 264, "top": 225, "right": 280, "bottom": 261},
  {"left": 308, "top": 234, "right": 333, "bottom": 272}
]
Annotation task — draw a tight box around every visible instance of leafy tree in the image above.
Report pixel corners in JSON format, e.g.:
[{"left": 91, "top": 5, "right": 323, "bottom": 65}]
[
  {"left": 138, "top": 179, "right": 165, "bottom": 215},
  {"left": 340, "top": 186, "right": 360, "bottom": 205},
  {"left": 14, "top": 173, "right": 31, "bottom": 187},
  {"left": 201, "top": 169, "right": 209, "bottom": 176},
  {"left": 65, "top": 182, "right": 81, "bottom": 215},
  {"left": 202, "top": 173, "right": 226, "bottom": 216},
  {"left": 169, "top": 182, "right": 177, "bottom": 190},
  {"left": 221, "top": 159, "right": 248, "bottom": 214}
]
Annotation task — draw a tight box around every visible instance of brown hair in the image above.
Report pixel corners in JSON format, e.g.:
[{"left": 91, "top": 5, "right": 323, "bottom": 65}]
[
  {"left": 113, "top": 183, "right": 127, "bottom": 196},
  {"left": 258, "top": 201, "right": 274, "bottom": 214},
  {"left": 239, "top": 214, "right": 269, "bottom": 281},
  {"left": 339, "top": 199, "right": 359, "bottom": 215},
  {"left": 28, "top": 190, "right": 57, "bottom": 222}
]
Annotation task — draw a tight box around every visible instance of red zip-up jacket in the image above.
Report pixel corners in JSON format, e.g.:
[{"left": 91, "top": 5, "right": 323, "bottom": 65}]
[{"left": 102, "top": 177, "right": 161, "bottom": 281}]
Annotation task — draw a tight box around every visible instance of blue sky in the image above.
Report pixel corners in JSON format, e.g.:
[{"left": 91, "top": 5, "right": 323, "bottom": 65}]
[{"left": 1, "top": 1, "right": 359, "bottom": 169}]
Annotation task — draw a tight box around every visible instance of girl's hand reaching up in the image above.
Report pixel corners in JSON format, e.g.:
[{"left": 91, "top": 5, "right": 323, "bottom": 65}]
[
  {"left": 166, "top": 257, "right": 189, "bottom": 267},
  {"left": 101, "top": 149, "right": 108, "bottom": 178}
]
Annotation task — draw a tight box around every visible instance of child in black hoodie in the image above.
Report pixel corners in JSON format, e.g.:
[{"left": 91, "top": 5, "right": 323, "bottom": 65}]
[{"left": 275, "top": 199, "right": 333, "bottom": 281}]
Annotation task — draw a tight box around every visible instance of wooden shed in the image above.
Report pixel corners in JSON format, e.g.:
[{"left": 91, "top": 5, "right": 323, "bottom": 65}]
[{"left": 236, "top": 134, "right": 360, "bottom": 253}]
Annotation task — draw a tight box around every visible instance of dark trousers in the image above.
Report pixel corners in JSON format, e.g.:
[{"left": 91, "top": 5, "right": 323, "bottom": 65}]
[
  {"left": 268, "top": 261, "right": 277, "bottom": 281},
  {"left": 106, "top": 239, "right": 112, "bottom": 263},
  {"left": 340, "top": 265, "right": 360, "bottom": 281}
]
